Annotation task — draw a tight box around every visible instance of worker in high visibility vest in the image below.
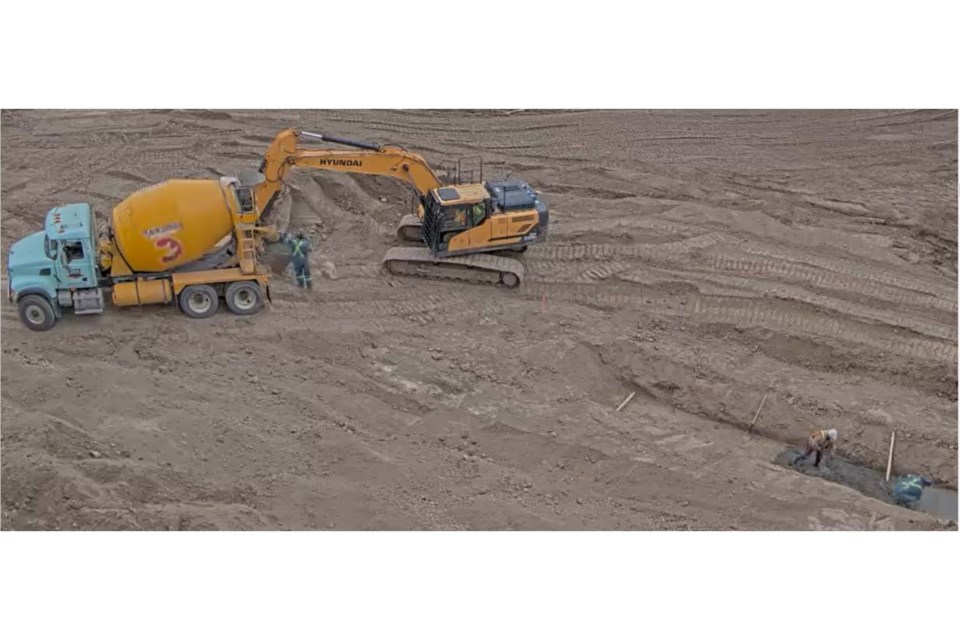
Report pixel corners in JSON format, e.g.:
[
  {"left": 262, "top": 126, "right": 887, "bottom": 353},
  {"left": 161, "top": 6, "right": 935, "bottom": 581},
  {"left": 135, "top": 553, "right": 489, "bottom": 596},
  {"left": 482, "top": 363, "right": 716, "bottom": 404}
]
[
  {"left": 794, "top": 428, "right": 838, "bottom": 469},
  {"left": 892, "top": 474, "right": 933, "bottom": 508},
  {"left": 284, "top": 230, "right": 313, "bottom": 290},
  {"left": 470, "top": 203, "right": 486, "bottom": 226}
]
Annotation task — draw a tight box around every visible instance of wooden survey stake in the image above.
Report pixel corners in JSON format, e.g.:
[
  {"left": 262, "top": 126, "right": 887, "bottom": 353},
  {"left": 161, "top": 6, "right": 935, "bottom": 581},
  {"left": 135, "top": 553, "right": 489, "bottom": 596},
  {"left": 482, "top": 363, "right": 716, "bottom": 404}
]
[
  {"left": 885, "top": 431, "right": 896, "bottom": 483},
  {"left": 617, "top": 392, "right": 636, "bottom": 412},
  {"left": 747, "top": 393, "right": 768, "bottom": 433}
]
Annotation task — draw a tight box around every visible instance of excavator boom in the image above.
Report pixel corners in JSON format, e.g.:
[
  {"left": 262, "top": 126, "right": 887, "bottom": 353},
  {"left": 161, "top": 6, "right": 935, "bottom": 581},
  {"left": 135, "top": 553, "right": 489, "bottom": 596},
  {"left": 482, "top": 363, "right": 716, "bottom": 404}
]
[{"left": 255, "top": 129, "right": 443, "bottom": 216}]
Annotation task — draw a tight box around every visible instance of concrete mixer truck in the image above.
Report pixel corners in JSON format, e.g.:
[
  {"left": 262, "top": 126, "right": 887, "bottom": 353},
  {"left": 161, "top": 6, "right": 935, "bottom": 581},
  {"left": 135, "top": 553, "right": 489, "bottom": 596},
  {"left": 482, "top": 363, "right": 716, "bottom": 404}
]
[{"left": 5, "top": 173, "right": 277, "bottom": 331}]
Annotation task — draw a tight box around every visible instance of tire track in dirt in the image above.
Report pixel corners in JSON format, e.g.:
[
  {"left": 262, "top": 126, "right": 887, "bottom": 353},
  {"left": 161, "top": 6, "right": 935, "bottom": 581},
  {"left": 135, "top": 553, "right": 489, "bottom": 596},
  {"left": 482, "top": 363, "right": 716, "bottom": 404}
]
[
  {"left": 306, "top": 234, "right": 954, "bottom": 351},
  {"left": 689, "top": 297, "right": 957, "bottom": 363},
  {"left": 627, "top": 268, "right": 958, "bottom": 343},
  {"left": 703, "top": 249, "right": 957, "bottom": 313},
  {"left": 519, "top": 281, "right": 957, "bottom": 364},
  {"left": 734, "top": 243, "right": 957, "bottom": 304},
  {"left": 523, "top": 233, "right": 735, "bottom": 283},
  {"left": 525, "top": 230, "right": 956, "bottom": 319},
  {"left": 570, "top": 261, "right": 636, "bottom": 283},
  {"left": 526, "top": 232, "right": 732, "bottom": 262},
  {"left": 525, "top": 249, "right": 956, "bottom": 343}
]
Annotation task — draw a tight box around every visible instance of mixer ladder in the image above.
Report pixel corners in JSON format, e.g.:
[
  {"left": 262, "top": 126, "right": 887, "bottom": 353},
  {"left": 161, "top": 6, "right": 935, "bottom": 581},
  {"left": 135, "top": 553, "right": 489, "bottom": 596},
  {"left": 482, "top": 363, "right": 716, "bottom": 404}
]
[{"left": 237, "top": 225, "right": 258, "bottom": 274}]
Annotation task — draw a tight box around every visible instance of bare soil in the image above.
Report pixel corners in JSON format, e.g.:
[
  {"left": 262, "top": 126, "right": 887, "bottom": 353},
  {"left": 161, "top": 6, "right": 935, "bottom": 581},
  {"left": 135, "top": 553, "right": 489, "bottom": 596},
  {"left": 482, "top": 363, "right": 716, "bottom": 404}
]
[{"left": 1, "top": 109, "right": 956, "bottom": 530}]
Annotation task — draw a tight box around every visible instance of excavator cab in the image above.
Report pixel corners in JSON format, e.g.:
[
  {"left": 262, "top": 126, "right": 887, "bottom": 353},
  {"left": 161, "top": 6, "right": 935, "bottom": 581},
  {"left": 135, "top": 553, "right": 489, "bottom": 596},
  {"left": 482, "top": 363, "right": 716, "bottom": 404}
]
[
  {"left": 421, "top": 180, "right": 548, "bottom": 257},
  {"left": 422, "top": 184, "right": 490, "bottom": 254}
]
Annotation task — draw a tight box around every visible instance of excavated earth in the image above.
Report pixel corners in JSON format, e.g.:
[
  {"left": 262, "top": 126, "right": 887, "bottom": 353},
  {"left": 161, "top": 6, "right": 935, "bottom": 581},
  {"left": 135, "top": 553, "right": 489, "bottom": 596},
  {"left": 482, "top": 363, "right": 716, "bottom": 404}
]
[{"left": 1, "top": 109, "right": 957, "bottom": 531}]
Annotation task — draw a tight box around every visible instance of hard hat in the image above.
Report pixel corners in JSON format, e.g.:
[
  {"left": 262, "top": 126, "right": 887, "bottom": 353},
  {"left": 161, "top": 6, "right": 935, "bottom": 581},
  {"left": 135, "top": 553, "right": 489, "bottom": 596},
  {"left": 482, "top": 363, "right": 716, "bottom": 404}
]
[{"left": 827, "top": 429, "right": 838, "bottom": 441}]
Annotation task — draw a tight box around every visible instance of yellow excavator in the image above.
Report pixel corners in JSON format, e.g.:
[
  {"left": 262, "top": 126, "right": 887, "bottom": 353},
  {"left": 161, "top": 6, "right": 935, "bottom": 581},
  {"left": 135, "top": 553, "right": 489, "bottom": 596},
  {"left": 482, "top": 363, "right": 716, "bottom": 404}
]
[{"left": 254, "top": 129, "right": 549, "bottom": 287}]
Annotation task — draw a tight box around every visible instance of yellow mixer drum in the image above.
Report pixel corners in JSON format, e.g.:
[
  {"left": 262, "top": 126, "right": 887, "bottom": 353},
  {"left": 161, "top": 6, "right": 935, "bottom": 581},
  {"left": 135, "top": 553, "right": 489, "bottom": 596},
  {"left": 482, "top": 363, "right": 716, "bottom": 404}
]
[{"left": 111, "top": 179, "right": 235, "bottom": 273}]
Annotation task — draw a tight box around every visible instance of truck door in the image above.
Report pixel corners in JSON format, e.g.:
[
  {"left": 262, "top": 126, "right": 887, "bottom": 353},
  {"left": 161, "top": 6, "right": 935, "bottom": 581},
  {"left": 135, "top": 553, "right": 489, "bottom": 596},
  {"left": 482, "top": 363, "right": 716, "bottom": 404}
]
[{"left": 56, "top": 240, "right": 97, "bottom": 288}]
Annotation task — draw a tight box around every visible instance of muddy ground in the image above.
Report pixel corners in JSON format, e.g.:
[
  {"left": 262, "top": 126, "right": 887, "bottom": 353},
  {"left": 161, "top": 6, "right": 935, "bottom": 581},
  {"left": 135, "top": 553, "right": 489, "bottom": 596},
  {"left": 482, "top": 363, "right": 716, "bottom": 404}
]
[{"left": 1, "top": 109, "right": 956, "bottom": 530}]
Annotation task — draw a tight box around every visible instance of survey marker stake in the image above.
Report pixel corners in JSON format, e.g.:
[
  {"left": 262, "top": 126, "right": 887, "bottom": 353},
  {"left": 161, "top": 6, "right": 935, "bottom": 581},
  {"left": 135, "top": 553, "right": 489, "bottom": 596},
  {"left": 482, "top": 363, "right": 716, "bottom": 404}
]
[
  {"left": 747, "top": 393, "right": 768, "bottom": 434},
  {"left": 885, "top": 431, "right": 896, "bottom": 483},
  {"left": 617, "top": 391, "right": 637, "bottom": 412}
]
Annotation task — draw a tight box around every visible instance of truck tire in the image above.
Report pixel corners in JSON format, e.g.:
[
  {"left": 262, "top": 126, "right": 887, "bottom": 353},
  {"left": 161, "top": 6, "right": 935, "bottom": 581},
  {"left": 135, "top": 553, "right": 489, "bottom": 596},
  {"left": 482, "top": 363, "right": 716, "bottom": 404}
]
[
  {"left": 17, "top": 294, "right": 57, "bottom": 331},
  {"left": 179, "top": 284, "right": 219, "bottom": 319},
  {"left": 224, "top": 281, "right": 263, "bottom": 316}
]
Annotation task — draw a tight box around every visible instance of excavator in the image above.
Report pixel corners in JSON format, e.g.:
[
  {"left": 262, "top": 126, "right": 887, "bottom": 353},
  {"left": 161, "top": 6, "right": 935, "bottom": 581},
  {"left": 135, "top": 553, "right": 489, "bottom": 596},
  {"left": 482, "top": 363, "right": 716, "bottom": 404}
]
[{"left": 253, "top": 129, "right": 549, "bottom": 287}]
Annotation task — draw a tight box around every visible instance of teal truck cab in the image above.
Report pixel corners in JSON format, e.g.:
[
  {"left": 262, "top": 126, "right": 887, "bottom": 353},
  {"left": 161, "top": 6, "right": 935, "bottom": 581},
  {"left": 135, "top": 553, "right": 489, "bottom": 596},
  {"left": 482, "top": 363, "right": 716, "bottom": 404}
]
[{"left": 6, "top": 203, "right": 105, "bottom": 331}]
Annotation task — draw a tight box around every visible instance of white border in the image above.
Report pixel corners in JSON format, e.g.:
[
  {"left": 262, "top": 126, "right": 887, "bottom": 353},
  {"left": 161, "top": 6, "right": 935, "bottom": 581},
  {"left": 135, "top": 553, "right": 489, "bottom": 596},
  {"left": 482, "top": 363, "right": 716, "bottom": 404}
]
[
  {"left": 1, "top": 1, "right": 958, "bottom": 639},
  {"left": 2, "top": 1, "right": 958, "bottom": 107},
  {"left": 1, "top": 532, "right": 959, "bottom": 638}
]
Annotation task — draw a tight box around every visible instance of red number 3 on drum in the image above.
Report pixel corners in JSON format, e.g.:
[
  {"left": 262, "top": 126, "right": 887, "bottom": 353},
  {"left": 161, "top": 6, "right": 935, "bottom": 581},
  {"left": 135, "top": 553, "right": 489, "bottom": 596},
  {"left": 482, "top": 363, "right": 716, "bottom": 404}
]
[{"left": 155, "top": 236, "right": 183, "bottom": 263}]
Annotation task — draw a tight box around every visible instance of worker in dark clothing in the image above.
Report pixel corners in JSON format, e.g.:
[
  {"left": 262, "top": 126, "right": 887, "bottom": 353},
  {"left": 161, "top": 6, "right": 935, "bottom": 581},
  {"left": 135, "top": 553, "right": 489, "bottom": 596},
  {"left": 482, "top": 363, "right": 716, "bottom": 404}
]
[
  {"left": 284, "top": 230, "right": 312, "bottom": 289},
  {"left": 892, "top": 474, "right": 933, "bottom": 509}
]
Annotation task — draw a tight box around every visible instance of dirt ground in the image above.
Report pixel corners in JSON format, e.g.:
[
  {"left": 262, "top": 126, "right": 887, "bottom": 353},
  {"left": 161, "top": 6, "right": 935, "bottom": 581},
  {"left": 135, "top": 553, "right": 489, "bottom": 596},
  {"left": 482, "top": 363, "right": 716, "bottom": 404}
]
[{"left": 1, "top": 109, "right": 956, "bottom": 531}]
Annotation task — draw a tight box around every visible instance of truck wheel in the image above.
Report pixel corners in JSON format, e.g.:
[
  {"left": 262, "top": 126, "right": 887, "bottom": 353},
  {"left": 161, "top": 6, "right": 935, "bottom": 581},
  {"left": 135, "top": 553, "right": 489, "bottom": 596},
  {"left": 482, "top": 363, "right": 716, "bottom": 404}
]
[
  {"left": 17, "top": 294, "right": 57, "bottom": 331},
  {"left": 224, "top": 281, "right": 263, "bottom": 316},
  {"left": 179, "top": 284, "right": 219, "bottom": 319}
]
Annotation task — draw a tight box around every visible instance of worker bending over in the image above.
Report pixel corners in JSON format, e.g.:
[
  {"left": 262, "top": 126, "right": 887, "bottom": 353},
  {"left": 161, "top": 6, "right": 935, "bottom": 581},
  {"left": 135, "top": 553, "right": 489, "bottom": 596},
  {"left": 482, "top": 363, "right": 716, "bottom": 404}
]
[
  {"left": 284, "top": 230, "right": 313, "bottom": 290},
  {"left": 794, "top": 428, "right": 838, "bottom": 469}
]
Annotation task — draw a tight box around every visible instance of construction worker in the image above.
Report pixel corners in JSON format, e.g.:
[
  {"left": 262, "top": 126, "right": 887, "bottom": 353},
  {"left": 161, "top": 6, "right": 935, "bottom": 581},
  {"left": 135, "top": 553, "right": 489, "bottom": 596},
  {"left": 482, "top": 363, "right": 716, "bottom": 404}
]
[
  {"left": 470, "top": 202, "right": 486, "bottom": 226},
  {"left": 892, "top": 474, "right": 933, "bottom": 509},
  {"left": 285, "top": 230, "right": 312, "bottom": 290},
  {"left": 794, "top": 428, "right": 838, "bottom": 469}
]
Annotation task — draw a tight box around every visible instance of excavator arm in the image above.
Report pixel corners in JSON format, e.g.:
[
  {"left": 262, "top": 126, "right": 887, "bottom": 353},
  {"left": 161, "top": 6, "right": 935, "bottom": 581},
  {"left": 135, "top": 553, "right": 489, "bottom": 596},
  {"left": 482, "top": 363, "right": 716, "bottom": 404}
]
[
  {"left": 250, "top": 128, "right": 545, "bottom": 289},
  {"left": 254, "top": 129, "right": 444, "bottom": 216}
]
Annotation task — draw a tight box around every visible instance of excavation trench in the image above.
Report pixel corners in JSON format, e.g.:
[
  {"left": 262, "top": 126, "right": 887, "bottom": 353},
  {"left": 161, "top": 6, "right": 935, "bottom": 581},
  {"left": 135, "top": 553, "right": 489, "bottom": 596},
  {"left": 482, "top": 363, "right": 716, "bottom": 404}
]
[
  {"left": 774, "top": 449, "right": 958, "bottom": 521},
  {"left": 610, "top": 369, "right": 957, "bottom": 523}
]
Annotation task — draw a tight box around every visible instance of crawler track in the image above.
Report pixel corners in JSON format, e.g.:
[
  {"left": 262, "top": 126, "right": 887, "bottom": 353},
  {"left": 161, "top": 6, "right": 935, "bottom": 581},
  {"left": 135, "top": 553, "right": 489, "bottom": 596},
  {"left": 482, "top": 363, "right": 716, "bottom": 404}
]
[
  {"left": 382, "top": 246, "right": 524, "bottom": 287},
  {"left": 396, "top": 215, "right": 423, "bottom": 242}
]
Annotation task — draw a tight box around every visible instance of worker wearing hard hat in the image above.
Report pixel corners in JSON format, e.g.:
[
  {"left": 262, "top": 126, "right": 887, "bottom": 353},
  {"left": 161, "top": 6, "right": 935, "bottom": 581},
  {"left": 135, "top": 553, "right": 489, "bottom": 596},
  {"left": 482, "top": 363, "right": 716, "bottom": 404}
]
[
  {"left": 285, "top": 230, "right": 313, "bottom": 290},
  {"left": 794, "top": 428, "right": 839, "bottom": 469},
  {"left": 892, "top": 474, "right": 933, "bottom": 509}
]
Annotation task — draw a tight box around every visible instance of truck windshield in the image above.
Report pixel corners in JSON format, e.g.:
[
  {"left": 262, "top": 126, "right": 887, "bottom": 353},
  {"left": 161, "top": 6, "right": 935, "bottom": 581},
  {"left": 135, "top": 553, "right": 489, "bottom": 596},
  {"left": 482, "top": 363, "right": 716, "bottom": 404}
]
[
  {"left": 234, "top": 187, "right": 255, "bottom": 213},
  {"left": 43, "top": 235, "right": 58, "bottom": 259}
]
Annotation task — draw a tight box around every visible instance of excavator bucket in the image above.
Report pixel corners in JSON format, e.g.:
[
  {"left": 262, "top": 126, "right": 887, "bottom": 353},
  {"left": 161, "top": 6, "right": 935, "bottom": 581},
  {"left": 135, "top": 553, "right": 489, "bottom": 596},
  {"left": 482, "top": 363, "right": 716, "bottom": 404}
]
[{"left": 262, "top": 240, "right": 293, "bottom": 275}]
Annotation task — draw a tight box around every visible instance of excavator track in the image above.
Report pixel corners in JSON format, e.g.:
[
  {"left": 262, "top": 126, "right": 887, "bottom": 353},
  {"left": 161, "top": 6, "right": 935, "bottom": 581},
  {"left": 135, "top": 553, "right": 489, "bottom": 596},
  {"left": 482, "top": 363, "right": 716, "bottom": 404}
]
[
  {"left": 396, "top": 215, "right": 423, "bottom": 243},
  {"left": 382, "top": 246, "right": 524, "bottom": 287}
]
